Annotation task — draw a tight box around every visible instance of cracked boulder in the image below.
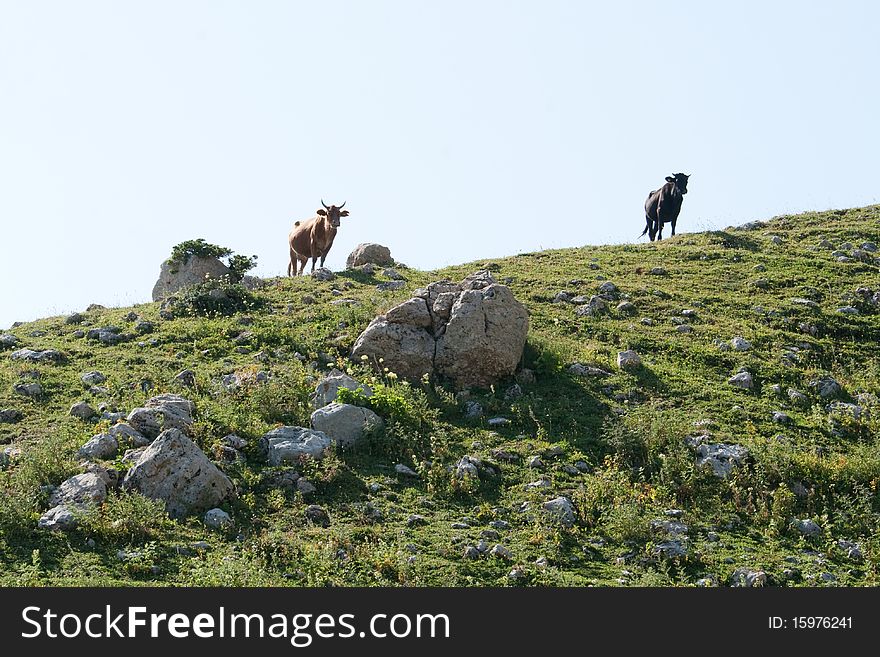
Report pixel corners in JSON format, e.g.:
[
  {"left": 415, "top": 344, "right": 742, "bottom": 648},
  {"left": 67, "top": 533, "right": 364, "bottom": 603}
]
[
  {"left": 122, "top": 428, "right": 234, "bottom": 518},
  {"left": 351, "top": 271, "right": 528, "bottom": 389}
]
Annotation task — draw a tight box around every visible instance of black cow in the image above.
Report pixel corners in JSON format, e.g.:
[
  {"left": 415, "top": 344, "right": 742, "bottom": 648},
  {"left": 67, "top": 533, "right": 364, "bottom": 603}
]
[{"left": 641, "top": 173, "right": 689, "bottom": 241}]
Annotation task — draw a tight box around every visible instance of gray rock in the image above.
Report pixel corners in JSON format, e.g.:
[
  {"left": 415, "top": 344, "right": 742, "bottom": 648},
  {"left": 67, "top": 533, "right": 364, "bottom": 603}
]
[
  {"left": 792, "top": 518, "right": 822, "bottom": 538},
  {"left": 108, "top": 423, "right": 150, "bottom": 448},
  {"left": 311, "top": 368, "right": 373, "bottom": 408},
  {"left": 574, "top": 296, "right": 609, "bottom": 317},
  {"left": 567, "top": 363, "right": 611, "bottom": 377},
  {"left": 311, "top": 267, "right": 336, "bottom": 282},
  {"left": 464, "top": 401, "right": 483, "bottom": 419},
  {"left": 351, "top": 318, "right": 435, "bottom": 382},
  {"left": 0, "top": 334, "right": 19, "bottom": 348},
  {"left": 49, "top": 472, "right": 108, "bottom": 508},
  {"left": 434, "top": 282, "right": 529, "bottom": 389},
  {"left": 310, "top": 402, "right": 383, "bottom": 448},
  {"left": 542, "top": 496, "right": 576, "bottom": 527},
  {"left": 38, "top": 506, "right": 78, "bottom": 531},
  {"left": 78, "top": 433, "right": 119, "bottom": 460},
  {"left": 787, "top": 388, "right": 810, "bottom": 406},
  {"left": 730, "top": 568, "right": 767, "bottom": 587},
  {"left": 676, "top": 324, "right": 693, "bottom": 333},
  {"left": 86, "top": 326, "right": 129, "bottom": 345},
  {"left": 837, "top": 540, "right": 863, "bottom": 561},
  {"left": 694, "top": 442, "right": 749, "bottom": 478},
  {"left": 730, "top": 337, "right": 752, "bottom": 352},
  {"left": 385, "top": 298, "right": 431, "bottom": 328},
  {"left": 653, "top": 540, "right": 688, "bottom": 559},
  {"left": 836, "top": 306, "right": 859, "bottom": 315},
  {"left": 463, "top": 545, "right": 480, "bottom": 560},
  {"left": 616, "top": 301, "right": 636, "bottom": 313},
  {"left": 0, "top": 408, "right": 23, "bottom": 423},
  {"left": 528, "top": 456, "right": 544, "bottom": 469},
  {"left": 553, "top": 291, "right": 573, "bottom": 303},
  {"left": 728, "top": 371, "right": 754, "bottom": 390},
  {"left": 598, "top": 281, "right": 619, "bottom": 298},
  {"left": 134, "top": 320, "right": 155, "bottom": 335},
  {"left": 204, "top": 508, "right": 233, "bottom": 529},
  {"left": 260, "top": 426, "right": 333, "bottom": 464},
  {"left": 650, "top": 267, "right": 667, "bottom": 275},
  {"left": 70, "top": 401, "right": 97, "bottom": 420},
  {"left": 376, "top": 280, "right": 406, "bottom": 292},
  {"left": 123, "top": 428, "right": 235, "bottom": 518},
  {"left": 305, "top": 504, "right": 330, "bottom": 527},
  {"left": 173, "top": 369, "right": 196, "bottom": 388},
  {"left": 487, "top": 417, "right": 510, "bottom": 427},
  {"left": 617, "top": 350, "right": 641, "bottom": 369},
  {"left": 127, "top": 394, "right": 194, "bottom": 439},
  {"left": 489, "top": 544, "right": 512, "bottom": 560},
  {"left": 790, "top": 297, "right": 820, "bottom": 309},
  {"left": 9, "top": 348, "right": 63, "bottom": 363},
  {"left": 407, "top": 514, "right": 428, "bottom": 527},
  {"left": 395, "top": 463, "right": 419, "bottom": 477},
  {"left": 297, "top": 478, "right": 317, "bottom": 495},
  {"left": 346, "top": 243, "right": 394, "bottom": 268},
  {"left": 152, "top": 255, "right": 231, "bottom": 301},
  {"left": 80, "top": 371, "right": 107, "bottom": 386},
  {"left": 13, "top": 382, "right": 42, "bottom": 398},
  {"left": 772, "top": 411, "right": 791, "bottom": 424},
  {"left": 813, "top": 376, "right": 842, "bottom": 398},
  {"left": 383, "top": 268, "right": 404, "bottom": 280}
]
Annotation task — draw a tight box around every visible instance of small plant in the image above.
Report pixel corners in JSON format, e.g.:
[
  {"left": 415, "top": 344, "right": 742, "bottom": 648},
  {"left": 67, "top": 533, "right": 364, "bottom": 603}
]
[{"left": 172, "top": 278, "right": 266, "bottom": 318}]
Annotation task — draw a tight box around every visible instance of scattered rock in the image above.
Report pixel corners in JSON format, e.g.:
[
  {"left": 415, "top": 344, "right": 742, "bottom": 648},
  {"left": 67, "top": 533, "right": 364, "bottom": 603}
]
[
  {"left": 730, "top": 568, "right": 767, "bottom": 587},
  {"left": 9, "top": 348, "right": 62, "bottom": 363},
  {"left": 173, "top": 369, "right": 196, "bottom": 388},
  {"left": 464, "top": 401, "right": 483, "bottom": 419},
  {"left": 812, "top": 376, "right": 842, "bottom": 398},
  {"left": 108, "top": 423, "right": 150, "bottom": 448},
  {"left": 310, "top": 402, "right": 383, "bottom": 448},
  {"left": 728, "top": 372, "right": 754, "bottom": 390},
  {"left": 730, "top": 337, "right": 752, "bottom": 352},
  {"left": 49, "top": 472, "right": 108, "bottom": 508},
  {"left": 691, "top": 439, "right": 749, "bottom": 478},
  {"left": 792, "top": 518, "right": 822, "bottom": 538},
  {"left": 38, "top": 506, "right": 78, "bottom": 532},
  {"left": 0, "top": 409, "right": 23, "bottom": 423},
  {"left": 204, "top": 508, "right": 232, "bottom": 529},
  {"left": 69, "top": 401, "right": 97, "bottom": 420},
  {"left": 126, "top": 394, "right": 194, "bottom": 439},
  {"left": 78, "top": 433, "right": 119, "bottom": 460},
  {"left": 0, "top": 334, "right": 19, "bottom": 349},
  {"left": 311, "top": 369, "right": 374, "bottom": 408},
  {"left": 489, "top": 544, "right": 512, "bottom": 560},
  {"left": 574, "top": 296, "right": 609, "bottom": 317},
  {"left": 395, "top": 463, "right": 419, "bottom": 477},
  {"left": 568, "top": 363, "right": 611, "bottom": 377},
  {"left": 260, "top": 427, "right": 333, "bottom": 464},
  {"left": 13, "top": 382, "right": 43, "bottom": 398},
  {"left": 616, "top": 350, "right": 641, "bottom": 369},
  {"left": 772, "top": 411, "right": 792, "bottom": 425},
  {"left": 650, "top": 267, "right": 667, "bottom": 276},
  {"left": 311, "top": 267, "right": 335, "bottom": 282},
  {"left": 542, "top": 496, "right": 576, "bottom": 527}
]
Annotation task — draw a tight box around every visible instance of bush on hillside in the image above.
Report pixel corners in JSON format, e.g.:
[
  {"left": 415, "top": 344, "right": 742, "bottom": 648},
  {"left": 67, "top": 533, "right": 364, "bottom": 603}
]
[{"left": 169, "top": 239, "right": 258, "bottom": 283}]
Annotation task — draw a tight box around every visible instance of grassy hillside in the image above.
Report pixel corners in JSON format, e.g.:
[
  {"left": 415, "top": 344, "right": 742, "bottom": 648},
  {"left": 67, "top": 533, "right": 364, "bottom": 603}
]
[{"left": 1, "top": 206, "right": 879, "bottom": 587}]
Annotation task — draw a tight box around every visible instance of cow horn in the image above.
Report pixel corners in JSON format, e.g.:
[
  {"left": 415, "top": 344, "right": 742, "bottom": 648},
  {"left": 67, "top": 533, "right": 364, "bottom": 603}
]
[
  {"left": 321, "top": 199, "right": 329, "bottom": 210},
  {"left": 338, "top": 201, "right": 346, "bottom": 209}
]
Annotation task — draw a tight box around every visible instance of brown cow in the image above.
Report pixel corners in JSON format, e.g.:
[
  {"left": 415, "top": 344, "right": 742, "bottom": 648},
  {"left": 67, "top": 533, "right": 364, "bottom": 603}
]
[
  {"left": 641, "top": 173, "right": 689, "bottom": 241},
  {"left": 288, "top": 201, "right": 350, "bottom": 276}
]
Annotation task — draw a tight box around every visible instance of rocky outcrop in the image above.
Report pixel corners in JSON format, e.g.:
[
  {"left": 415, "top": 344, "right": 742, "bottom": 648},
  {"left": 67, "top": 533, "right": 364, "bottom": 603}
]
[
  {"left": 346, "top": 243, "right": 394, "bottom": 268},
  {"left": 260, "top": 426, "right": 333, "bottom": 465},
  {"left": 151, "top": 255, "right": 231, "bottom": 301},
  {"left": 351, "top": 271, "right": 529, "bottom": 389},
  {"left": 122, "top": 428, "right": 234, "bottom": 518}
]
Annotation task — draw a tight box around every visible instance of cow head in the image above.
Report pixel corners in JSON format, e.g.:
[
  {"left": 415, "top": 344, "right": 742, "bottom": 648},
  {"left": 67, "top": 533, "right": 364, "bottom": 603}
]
[
  {"left": 317, "top": 200, "right": 350, "bottom": 227},
  {"left": 664, "top": 173, "right": 689, "bottom": 195}
]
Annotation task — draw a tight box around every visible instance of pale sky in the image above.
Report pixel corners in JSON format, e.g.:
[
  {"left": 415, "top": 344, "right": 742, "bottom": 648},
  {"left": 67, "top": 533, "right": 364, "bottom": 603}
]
[{"left": 1, "top": 1, "right": 878, "bottom": 329}]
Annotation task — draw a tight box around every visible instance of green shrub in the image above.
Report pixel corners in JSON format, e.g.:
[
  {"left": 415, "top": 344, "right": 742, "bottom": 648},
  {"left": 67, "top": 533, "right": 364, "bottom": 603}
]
[
  {"left": 173, "top": 279, "right": 266, "bottom": 318},
  {"left": 169, "top": 239, "right": 257, "bottom": 283}
]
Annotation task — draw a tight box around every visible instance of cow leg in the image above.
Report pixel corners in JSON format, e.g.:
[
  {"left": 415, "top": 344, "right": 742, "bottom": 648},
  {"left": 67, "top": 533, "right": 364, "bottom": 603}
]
[
  {"left": 657, "top": 223, "right": 664, "bottom": 240},
  {"left": 297, "top": 256, "right": 307, "bottom": 275},
  {"left": 647, "top": 216, "right": 657, "bottom": 241},
  {"left": 671, "top": 218, "right": 677, "bottom": 236}
]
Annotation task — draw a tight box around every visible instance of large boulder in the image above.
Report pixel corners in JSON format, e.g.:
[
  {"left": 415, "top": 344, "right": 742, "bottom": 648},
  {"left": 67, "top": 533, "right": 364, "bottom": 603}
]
[
  {"left": 351, "top": 270, "right": 529, "bottom": 389},
  {"left": 151, "top": 255, "right": 231, "bottom": 301},
  {"left": 122, "top": 428, "right": 234, "bottom": 518},
  {"left": 310, "top": 402, "right": 383, "bottom": 448},
  {"left": 346, "top": 243, "right": 394, "bottom": 269}
]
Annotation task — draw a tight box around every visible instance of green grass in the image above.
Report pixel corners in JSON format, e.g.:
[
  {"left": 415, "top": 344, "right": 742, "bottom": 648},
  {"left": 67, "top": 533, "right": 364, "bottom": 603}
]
[{"left": 1, "top": 206, "right": 878, "bottom": 587}]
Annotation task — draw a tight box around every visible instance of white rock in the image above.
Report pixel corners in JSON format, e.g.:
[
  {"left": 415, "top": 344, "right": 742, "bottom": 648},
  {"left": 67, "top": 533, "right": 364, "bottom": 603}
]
[
  {"left": 617, "top": 350, "right": 641, "bottom": 369},
  {"left": 204, "top": 508, "right": 233, "bottom": 529}
]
